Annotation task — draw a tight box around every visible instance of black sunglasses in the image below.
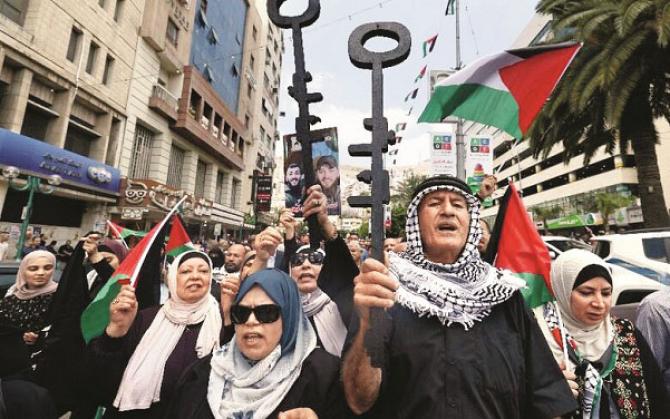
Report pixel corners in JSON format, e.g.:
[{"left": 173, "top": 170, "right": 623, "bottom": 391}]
[
  {"left": 231, "top": 304, "right": 281, "bottom": 324},
  {"left": 290, "top": 251, "right": 324, "bottom": 266}
]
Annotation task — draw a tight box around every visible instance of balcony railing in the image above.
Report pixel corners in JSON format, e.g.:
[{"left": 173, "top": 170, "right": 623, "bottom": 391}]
[
  {"left": 152, "top": 85, "right": 179, "bottom": 110},
  {"left": 149, "top": 84, "right": 179, "bottom": 120}
]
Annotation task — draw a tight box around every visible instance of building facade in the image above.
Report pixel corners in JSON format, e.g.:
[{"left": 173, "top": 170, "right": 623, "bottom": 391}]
[
  {"left": 474, "top": 14, "right": 670, "bottom": 232},
  {"left": 0, "top": 0, "right": 138, "bottom": 257}
]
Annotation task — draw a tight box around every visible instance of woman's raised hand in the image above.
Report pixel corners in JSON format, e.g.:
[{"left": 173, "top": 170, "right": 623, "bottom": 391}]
[{"left": 106, "top": 284, "right": 138, "bottom": 338}]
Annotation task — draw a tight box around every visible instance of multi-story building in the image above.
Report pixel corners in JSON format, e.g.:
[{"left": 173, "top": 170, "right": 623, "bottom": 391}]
[
  {"left": 473, "top": 14, "right": 670, "bottom": 232},
  {"left": 0, "top": 0, "right": 137, "bottom": 256},
  {"left": 238, "top": 0, "right": 283, "bottom": 226},
  {"left": 115, "top": 0, "right": 249, "bottom": 240}
]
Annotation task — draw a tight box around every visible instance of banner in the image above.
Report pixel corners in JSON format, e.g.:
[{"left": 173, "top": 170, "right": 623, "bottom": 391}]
[
  {"left": 255, "top": 175, "right": 273, "bottom": 213},
  {"left": 466, "top": 136, "right": 493, "bottom": 207},
  {"left": 283, "top": 127, "right": 341, "bottom": 216},
  {"left": 429, "top": 133, "right": 457, "bottom": 176}
]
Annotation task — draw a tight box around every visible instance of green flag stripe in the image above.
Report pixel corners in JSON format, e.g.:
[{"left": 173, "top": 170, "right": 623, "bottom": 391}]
[
  {"left": 80, "top": 274, "right": 126, "bottom": 343},
  {"left": 516, "top": 272, "right": 555, "bottom": 309},
  {"left": 419, "top": 83, "right": 522, "bottom": 139}
]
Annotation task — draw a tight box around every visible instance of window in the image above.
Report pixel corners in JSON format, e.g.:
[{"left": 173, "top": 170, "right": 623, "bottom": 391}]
[
  {"left": 231, "top": 63, "right": 239, "bottom": 77},
  {"left": 642, "top": 238, "right": 670, "bottom": 264},
  {"left": 98, "top": 0, "right": 106, "bottom": 8},
  {"left": 66, "top": 27, "right": 82, "bottom": 62},
  {"left": 246, "top": 81, "right": 253, "bottom": 98},
  {"left": 166, "top": 18, "right": 179, "bottom": 47},
  {"left": 85, "top": 42, "right": 99, "bottom": 74},
  {"left": 260, "top": 126, "right": 265, "bottom": 143},
  {"left": 252, "top": 26, "right": 258, "bottom": 41},
  {"left": 244, "top": 115, "right": 250, "bottom": 129},
  {"left": 1, "top": 0, "right": 27, "bottom": 24},
  {"left": 129, "top": 125, "right": 153, "bottom": 179},
  {"left": 200, "top": 0, "right": 208, "bottom": 13},
  {"left": 208, "top": 27, "right": 219, "bottom": 44},
  {"left": 167, "top": 145, "right": 185, "bottom": 188},
  {"left": 215, "top": 171, "right": 225, "bottom": 204},
  {"left": 194, "top": 160, "right": 207, "bottom": 197},
  {"left": 113, "top": 0, "right": 125, "bottom": 21},
  {"left": 250, "top": 54, "right": 255, "bottom": 71},
  {"left": 231, "top": 179, "right": 241, "bottom": 209},
  {"left": 102, "top": 55, "right": 115, "bottom": 85}
]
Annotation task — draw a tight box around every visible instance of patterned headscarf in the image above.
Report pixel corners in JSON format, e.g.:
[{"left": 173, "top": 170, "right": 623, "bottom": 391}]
[{"left": 392, "top": 176, "right": 524, "bottom": 329}]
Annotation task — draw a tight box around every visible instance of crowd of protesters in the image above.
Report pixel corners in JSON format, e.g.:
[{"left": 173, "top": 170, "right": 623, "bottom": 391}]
[{"left": 0, "top": 176, "right": 668, "bottom": 419}]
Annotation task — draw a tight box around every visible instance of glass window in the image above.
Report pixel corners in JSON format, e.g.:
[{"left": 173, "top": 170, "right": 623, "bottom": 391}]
[
  {"left": 166, "top": 18, "right": 179, "bottom": 47},
  {"left": 167, "top": 145, "right": 185, "bottom": 189},
  {"left": 113, "top": 0, "right": 125, "bottom": 22},
  {"left": 642, "top": 238, "right": 670, "bottom": 264},
  {"left": 0, "top": 0, "right": 27, "bottom": 25},
  {"left": 129, "top": 125, "right": 153, "bottom": 179},
  {"left": 215, "top": 171, "right": 225, "bottom": 204},
  {"left": 194, "top": 160, "right": 207, "bottom": 197},
  {"left": 85, "top": 42, "right": 99, "bottom": 74},
  {"left": 66, "top": 27, "right": 82, "bottom": 62},
  {"left": 593, "top": 240, "right": 611, "bottom": 259},
  {"left": 102, "top": 55, "right": 115, "bottom": 85},
  {"left": 231, "top": 179, "right": 241, "bottom": 209}
]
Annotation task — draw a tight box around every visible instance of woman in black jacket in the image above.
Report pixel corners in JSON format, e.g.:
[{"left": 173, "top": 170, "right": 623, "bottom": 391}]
[{"left": 167, "top": 268, "right": 351, "bottom": 419}]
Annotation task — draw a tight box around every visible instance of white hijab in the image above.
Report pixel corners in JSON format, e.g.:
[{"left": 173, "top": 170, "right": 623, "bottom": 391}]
[
  {"left": 549, "top": 249, "right": 614, "bottom": 364},
  {"left": 114, "top": 251, "right": 222, "bottom": 411}
]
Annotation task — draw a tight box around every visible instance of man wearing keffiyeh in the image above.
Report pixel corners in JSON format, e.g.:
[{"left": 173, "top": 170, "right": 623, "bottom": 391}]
[{"left": 342, "top": 175, "right": 578, "bottom": 419}]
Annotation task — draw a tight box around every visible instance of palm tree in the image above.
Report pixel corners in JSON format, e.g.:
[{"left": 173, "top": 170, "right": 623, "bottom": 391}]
[
  {"left": 529, "top": 0, "right": 670, "bottom": 227},
  {"left": 594, "top": 192, "right": 635, "bottom": 233},
  {"left": 532, "top": 205, "right": 562, "bottom": 235}
]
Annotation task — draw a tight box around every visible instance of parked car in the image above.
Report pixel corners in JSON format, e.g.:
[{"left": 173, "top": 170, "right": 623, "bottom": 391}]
[
  {"left": 0, "top": 261, "right": 20, "bottom": 298},
  {"left": 591, "top": 231, "right": 670, "bottom": 286},
  {"left": 542, "top": 236, "right": 592, "bottom": 259}
]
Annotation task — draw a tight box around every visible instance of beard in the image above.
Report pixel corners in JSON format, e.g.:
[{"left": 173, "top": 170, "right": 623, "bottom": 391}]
[{"left": 224, "top": 262, "right": 240, "bottom": 273}]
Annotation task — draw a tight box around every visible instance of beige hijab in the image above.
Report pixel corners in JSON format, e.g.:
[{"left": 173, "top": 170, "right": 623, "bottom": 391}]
[
  {"left": 544, "top": 249, "right": 614, "bottom": 365},
  {"left": 114, "top": 251, "right": 222, "bottom": 411},
  {"left": 12, "top": 250, "right": 58, "bottom": 300}
]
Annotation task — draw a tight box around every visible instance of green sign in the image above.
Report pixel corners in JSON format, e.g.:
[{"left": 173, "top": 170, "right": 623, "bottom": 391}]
[{"left": 546, "top": 213, "right": 601, "bottom": 230}]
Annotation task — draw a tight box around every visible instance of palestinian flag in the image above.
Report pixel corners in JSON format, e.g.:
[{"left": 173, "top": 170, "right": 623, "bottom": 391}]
[
  {"left": 484, "top": 183, "right": 553, "bottom": 308},
  {"left": 166, "top": 215, "right": 194, "bottom": 257},
  {"left": 81, "top": 199, "right": 186, "bottom": 343},
  {"left": 418, "top": 42, "right": 581, "bottom": 139},
  {"left": 422, "top": 34, "right": 438, "bottom": 57},
  {"left": 404, "top": 88, "right": 418, "bottom": 102},
  {"left": 407, "top": 107, "right": 413, "bottom": 116},
  {"left": 107, "top": 221, "right": 146, "bottom": 240},
  {"left": 415, "top": 65, "right": 427, "bottom": 82},
  {"left": 395, "top": 122, "right": 407, "bottom": 132},
  {"left": 445, "top": 0, "right": 455, "bottom": 15}
]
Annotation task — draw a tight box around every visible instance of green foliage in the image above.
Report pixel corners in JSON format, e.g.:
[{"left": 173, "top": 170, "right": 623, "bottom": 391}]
[
  {"left": 532, "top": 206, "right": 562, "bottom": 233},
  {"left": 388, "top": 204, "right": 408, "bottom": 238},
  {"left": 530, "top": 0, "right": 670, "bottom": 227},
  {"left": 358, "top": 218, "right": 370, "bottom": 238},
  {"left": 594, "top": 192, "right": 635, "bottom": 232},
  {"left": 391, "top": 173, "right": 428, "bottom": 210}
]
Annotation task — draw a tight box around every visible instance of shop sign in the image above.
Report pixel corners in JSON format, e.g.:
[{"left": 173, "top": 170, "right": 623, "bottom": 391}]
[
  {"left": 546, "top": 213, "right": 603, "bottom": 230},
  {"left": 121, "top": 207, "right": 147, "bottom": 221},
  {"left": 255, "top": 175, "right": 273, "bottom": 213},
  {"left": 0, "top": 128, "right": 120, "bottom": 195},
  {"left": 121, "top": 179, "right": 213, "bottom": 218}
]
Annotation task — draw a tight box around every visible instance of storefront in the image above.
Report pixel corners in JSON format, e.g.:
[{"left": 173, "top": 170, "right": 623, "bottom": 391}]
[{"left": 0, "top": 129, "right": 120, "bottom": 257}]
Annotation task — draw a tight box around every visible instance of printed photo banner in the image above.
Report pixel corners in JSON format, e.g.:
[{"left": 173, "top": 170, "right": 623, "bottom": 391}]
[
  {"left": 465, "top": 136, "right": 494, "bottom": 207},
  {"left": 430, "top": 133, "right": 457, "bottom": 176},
  {"left": 283, "top": 127, "right": 341, "bottom": 217}
]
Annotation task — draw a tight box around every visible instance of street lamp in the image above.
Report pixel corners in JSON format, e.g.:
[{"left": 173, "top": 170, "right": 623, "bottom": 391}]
[{"left": 1, "top": 166, "right": 62, "bottom": 260}]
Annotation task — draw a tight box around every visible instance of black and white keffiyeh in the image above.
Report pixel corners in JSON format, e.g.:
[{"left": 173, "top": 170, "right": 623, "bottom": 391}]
[{"left": 392, "top": 183, "right": 524, "bottom": 329}]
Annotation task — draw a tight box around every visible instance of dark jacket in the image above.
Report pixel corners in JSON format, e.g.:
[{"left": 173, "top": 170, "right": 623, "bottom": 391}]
[{"left": 165, "top": 348, "right": 352, "bottom": 419}]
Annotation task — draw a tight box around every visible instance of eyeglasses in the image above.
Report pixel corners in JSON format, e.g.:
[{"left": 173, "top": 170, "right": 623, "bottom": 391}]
[
  {"left": 231, "top": 304, "right": 281, "bottom": 324},
  {"left": 289, "top": 251, "right": 324, "bottom": 266}
]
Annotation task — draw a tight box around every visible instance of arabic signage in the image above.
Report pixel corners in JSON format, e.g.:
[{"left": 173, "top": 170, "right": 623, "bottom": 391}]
[
  {"left": 120, "top": 179, "right": 213, "bottom": 219},
  {"left": 0, "top": 128, "right": 121, "bottom": 195},
  {"left": 429, "top": 133, "right": 456, "bottom": 176},
  {"left": 255, "top": 175, "right": 273, "bottom": 213},
  {"left": 465, "top": 136, "right": 493, "bottom": 207}
]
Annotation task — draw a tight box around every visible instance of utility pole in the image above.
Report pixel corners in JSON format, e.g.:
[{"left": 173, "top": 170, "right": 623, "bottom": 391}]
[{"left": 455, "top": 0, "right": 466, "bottom": 180}]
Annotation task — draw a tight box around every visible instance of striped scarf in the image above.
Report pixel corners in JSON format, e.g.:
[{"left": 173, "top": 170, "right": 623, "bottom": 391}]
[{"left": 392, "top": 184, "right": 524, "bottom": 329}]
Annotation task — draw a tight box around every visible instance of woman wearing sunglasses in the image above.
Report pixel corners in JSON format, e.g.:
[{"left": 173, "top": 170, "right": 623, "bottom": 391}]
[
  {"left": 167, "top": 268, "right": 351, "bottom": 419},
  {"left": 84, "top": 251, "right": 222, "bottom": 418},
  {"left": 252, "top": 185, "right": 358, "bottom": 357}
]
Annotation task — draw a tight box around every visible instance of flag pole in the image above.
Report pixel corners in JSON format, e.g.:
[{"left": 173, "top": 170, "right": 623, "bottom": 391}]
[{"left": 455, "top": 0, "right": 466, "bottom": 180}]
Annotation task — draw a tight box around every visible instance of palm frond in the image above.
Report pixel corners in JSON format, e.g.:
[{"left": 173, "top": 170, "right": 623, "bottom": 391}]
[
  {"left": 658, "top": 2, "right": 670, "bottom": 47},
  {"left": 620, "top": 0, "right": 655, "bottom": 34},
  {"left": 605, "top": 63, "right": 645, "bottom": 126},
  {"left": 603, "top": 29, "right": 650, "bottom": 84}
]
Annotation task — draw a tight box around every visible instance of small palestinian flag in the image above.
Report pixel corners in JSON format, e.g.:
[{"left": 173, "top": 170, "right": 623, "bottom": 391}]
[
  {"left": 415, "top": 65, "right": 427, "bottom": 82},
  {"left": 407, "top": 107, "right": 413, "bottom": 116},
  {"left": 484, "top": 183, "right": 553, "bottom": 308},
  {"left": 81, "top": 199, "right": 186, "bottom": 343},
  {"left": 404, "top": 88, "right": 418, "bottom": 102},
  {"left": 107, "top": 220, "right": 146, "bottom": 240},
  {"left": 419, "top": 42, "right": 581, "bottom": 139},
  {"left": 396, "top": 136, "right": 403, "bottom": 144},
  {"left": 445, "top": 0, "right": 455, "bottom": 15},
  {"left": 166, "top": 215, "right": 194, "bottom": 257},
  {"left": 395, "top": 123, "right": 407, "bottom": 132},
  {"left": 389, "top": 149, "right": 399, "bottom": 156},
  {"left": 422, "top": 34, "right": 438, "bottom": 57}
]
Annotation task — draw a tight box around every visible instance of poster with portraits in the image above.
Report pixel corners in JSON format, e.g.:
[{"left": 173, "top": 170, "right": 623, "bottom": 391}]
[{"left": 283, "top": 127, "right": 341, "bottom": 217}]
